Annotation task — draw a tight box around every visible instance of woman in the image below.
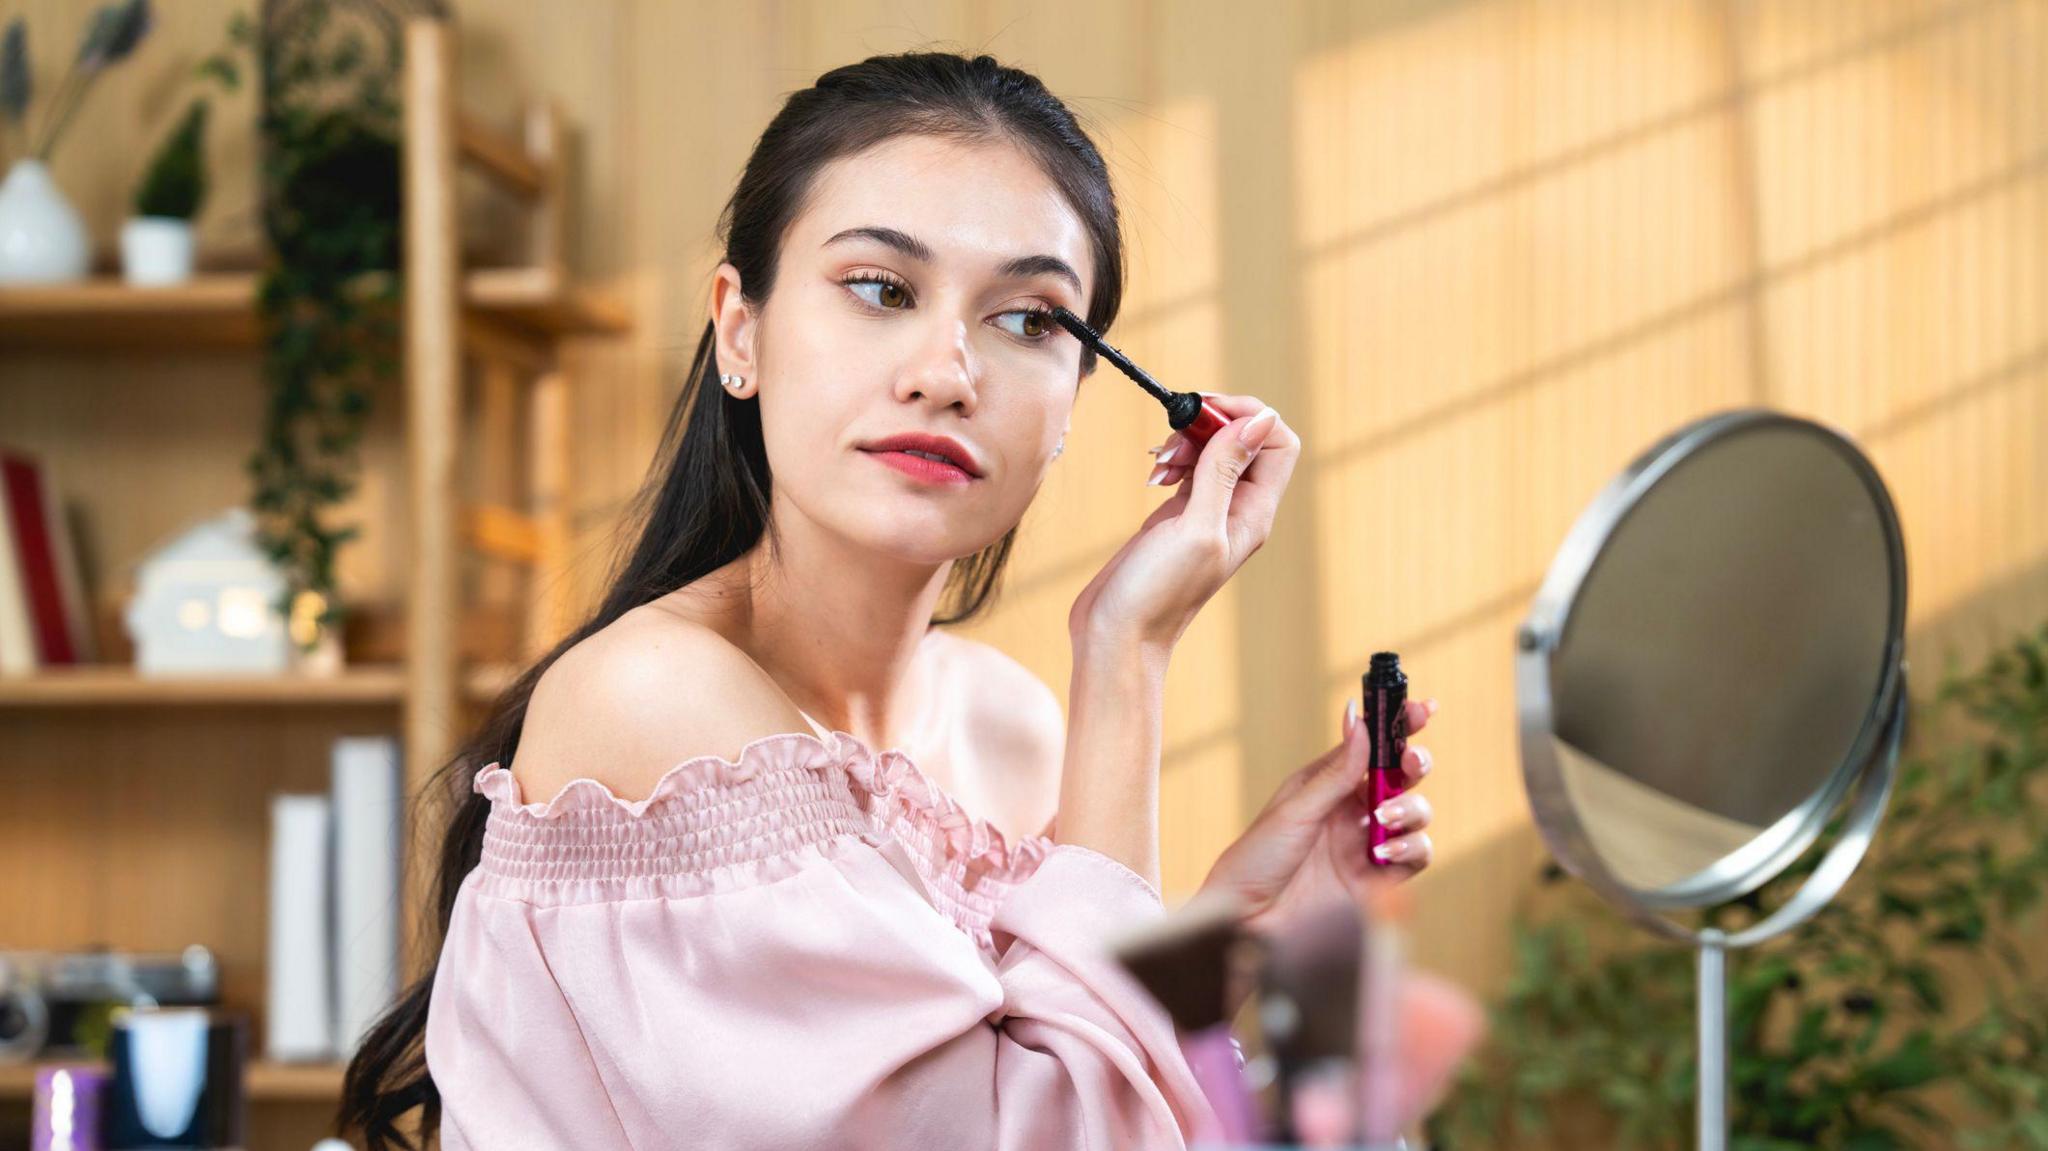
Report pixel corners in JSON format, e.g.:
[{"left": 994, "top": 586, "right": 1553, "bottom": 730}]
[{"left": 339, "top": 51, "right": 1451, "bottom": 1150}]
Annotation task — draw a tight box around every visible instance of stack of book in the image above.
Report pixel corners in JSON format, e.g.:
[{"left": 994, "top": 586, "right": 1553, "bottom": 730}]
[{"left": 267, "top": 735, "right": 406, "bottom": 1063}]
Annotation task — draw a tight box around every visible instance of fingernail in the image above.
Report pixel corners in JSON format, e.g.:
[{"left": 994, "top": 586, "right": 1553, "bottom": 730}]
[
  {"left": 1427, "top": 698, "right": 1441, "bottom": 715},
  {"left": 1343, "top": 698, "right": 1358, "bottom": 736},
  {"left": 1155, "top": 440, "right": 1183, "bottom": 465},
  {"left": 1373, "top": 800, "right": 1408, "bottom": 830},
  {"left": 1237, "top": 406, "right": 1277, "bottom": 448},
  {"left": 1146, "top": 462, "right": 1170, "bottom": 486},
  {"left": 1374, "top": 839, "right": 1411, "bottom": 862},
  {"left": 1417, "top": 748, "right": 1433, "bottom": 776}
]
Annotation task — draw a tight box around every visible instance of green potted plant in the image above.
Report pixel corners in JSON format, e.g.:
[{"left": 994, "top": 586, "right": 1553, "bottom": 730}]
[
  {"left": 120, "top": 99, "right": 207, "bottom": 285},
  {"left": 119, "top": 18, "right": 244, "bottom": 287}
]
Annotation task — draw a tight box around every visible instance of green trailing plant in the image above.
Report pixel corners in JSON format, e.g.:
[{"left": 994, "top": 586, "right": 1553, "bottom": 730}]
[
  {"left": 0, "top": 0, "right": 153, "bottom": 166},
  {"left": 1428, "top": 620, "right": 2048, "bottom": 1150},
  {"left": 243, "top": 0, "right": 431, "bottom": 649}
]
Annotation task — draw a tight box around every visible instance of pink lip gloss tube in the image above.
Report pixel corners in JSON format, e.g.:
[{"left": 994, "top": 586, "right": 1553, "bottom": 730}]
[{"left": 1362, "top": 652, "right": 1409, "bottom": 867}]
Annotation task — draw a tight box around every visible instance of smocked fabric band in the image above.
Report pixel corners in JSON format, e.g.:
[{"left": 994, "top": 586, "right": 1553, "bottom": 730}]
[{"left": 470, "top": 729, "right": 1053, "bottom": 951}]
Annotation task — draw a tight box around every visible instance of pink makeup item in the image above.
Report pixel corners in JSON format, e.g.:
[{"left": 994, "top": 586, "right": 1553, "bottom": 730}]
[
  {"left": 1289, "top": 1057, "right": 1360, "bottom": 1146},
  {"left": 1047, "top": 306, "right": 1232, "bottom": 455},
  {"left": 1178, "top": 1024, "right": 1262, "bottom": 1144},
  {"left": 1103, "top": 891, "right": 1263, "bottom": 1142},
  {"left": 1363, "top": 652, "right": 1411, "bottom": 867}
]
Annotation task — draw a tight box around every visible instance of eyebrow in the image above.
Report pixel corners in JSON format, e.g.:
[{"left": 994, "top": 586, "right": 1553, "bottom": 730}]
[{"left": 822, "top": 226, "right": 1084, "bottom": 299}]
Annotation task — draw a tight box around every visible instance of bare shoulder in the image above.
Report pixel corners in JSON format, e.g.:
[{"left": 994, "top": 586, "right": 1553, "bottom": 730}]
[
  {"left": 509, "top": 604, "right": 810, "bottom": 803},
  {"left": 937, "top": 631, "right": 1064, "bottom": 740},
  {"left": 931, "top": 631, "right": 1066, "bottom": 831}
]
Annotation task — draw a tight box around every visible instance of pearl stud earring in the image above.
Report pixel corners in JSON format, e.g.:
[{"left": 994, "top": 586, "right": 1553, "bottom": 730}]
[{"left": 720, "top": 374, "right": 746, "bottom": 391}]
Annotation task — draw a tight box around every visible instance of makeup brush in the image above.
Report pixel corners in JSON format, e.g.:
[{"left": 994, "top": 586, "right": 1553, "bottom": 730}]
[{"left": 1049, "top": 306, "right": 1232, "bottom": 454}]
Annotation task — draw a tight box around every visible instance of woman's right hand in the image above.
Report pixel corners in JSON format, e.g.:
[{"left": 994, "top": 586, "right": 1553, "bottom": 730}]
[{"left": 1067, "top": 394, "right": 1301, "bottom": 650}]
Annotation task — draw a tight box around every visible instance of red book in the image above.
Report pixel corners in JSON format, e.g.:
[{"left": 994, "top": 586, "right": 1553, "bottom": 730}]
[{"left": 1, "top": 450, "right": 77, "bottom": 665}]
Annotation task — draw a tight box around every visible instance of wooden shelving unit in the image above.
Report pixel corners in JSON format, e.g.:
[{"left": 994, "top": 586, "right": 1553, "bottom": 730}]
[{"left": 0, "top": 17, "right": 627, "bottom": 1149}]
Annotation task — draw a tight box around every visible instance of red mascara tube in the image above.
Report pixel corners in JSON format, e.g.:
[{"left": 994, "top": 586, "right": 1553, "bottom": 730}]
[
  {"left": 1362, "top": 652, "right": 1409, "bottom": 866},
  {"left": 1049, "top": 306, "right": 1232, "bottom": 452}
]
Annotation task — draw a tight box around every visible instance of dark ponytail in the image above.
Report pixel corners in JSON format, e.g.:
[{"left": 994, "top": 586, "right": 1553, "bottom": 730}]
[{"left": 337, "top": 49, "right": 1128, "bottom": 1149}]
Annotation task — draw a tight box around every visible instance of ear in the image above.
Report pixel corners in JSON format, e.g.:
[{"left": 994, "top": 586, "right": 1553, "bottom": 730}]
[{"left": 710, "top": 263, "right": 759, "bottom": 394}]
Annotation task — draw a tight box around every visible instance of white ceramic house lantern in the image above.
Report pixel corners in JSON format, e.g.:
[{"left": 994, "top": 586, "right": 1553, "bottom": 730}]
[{"left": 123, "top": 507, "right": 292, "bottom": 676}]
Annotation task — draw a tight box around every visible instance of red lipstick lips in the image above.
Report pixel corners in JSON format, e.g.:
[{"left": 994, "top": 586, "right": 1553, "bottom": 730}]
[{"left": 859, "top": 432, "right": 983, "bottom": 484}]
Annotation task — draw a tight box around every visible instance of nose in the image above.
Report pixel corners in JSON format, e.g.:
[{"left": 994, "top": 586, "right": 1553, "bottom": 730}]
[{"left": 894, "top": 317, "right": 980, "bottom": 415}]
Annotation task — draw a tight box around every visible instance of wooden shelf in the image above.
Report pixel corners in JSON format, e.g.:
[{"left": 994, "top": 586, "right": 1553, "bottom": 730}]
[
  {"left": 0, "top": 664, "right": 408, "bottom": 707},
  {"left": 0, "top": 662, "right": 522, "bottom": 707},
  {"left": 0, "top": 270, "right": 629, "bottom": 352},
  {"left": 0, "top": 1058, "right": 345, "bottom": 1102},
  {"left": 0, "top": 275, "right": 257, "bottom": 349},
  {"left": 247, "top": 1059, "right": 347, "bottom": 1101}
]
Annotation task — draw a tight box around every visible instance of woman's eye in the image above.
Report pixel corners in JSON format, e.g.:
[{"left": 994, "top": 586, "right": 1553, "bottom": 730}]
[
  {"left": 843, "top": 274, "right": 911, "bottom": 310},
  {"left": 844, "top": 274, "right": 1052, "bottom": 343},
  {"left": 995, "top": 307, "right": 1054, "bottom": 341}
]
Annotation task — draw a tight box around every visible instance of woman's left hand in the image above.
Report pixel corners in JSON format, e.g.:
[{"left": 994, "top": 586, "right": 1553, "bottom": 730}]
[{"left": 1197, "top": 694, "right": 1438, "bottom": 932}]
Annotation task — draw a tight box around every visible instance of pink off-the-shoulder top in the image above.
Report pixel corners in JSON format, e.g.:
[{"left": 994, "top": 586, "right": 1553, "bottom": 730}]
[{"left": 422, "top": 712, "right": 1221, "bottom": 1150}]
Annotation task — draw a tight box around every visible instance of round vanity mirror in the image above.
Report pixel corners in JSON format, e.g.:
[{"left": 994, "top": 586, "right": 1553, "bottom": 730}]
[{"left": 1515, "top": 408, "right": 1909, "bottom": 1151}]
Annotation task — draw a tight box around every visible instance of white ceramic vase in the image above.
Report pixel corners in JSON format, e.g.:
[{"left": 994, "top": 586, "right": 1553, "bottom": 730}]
[
  {"left": 121, "top": 216, "right": 197, "bottom": 285},
  {"left": 0, "top": 160, "right": 91, "bottom": 284}
]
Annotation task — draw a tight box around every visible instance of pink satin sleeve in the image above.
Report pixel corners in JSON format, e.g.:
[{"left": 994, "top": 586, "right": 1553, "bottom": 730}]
[{"left": 423, "top": 731, "right": 1220, "bottom": 1150}]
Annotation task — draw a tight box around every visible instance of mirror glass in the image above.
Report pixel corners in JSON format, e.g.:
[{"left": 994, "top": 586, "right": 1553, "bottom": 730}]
[{"left": 1544, "top": 421, "right": 1900, "bottom": 899}]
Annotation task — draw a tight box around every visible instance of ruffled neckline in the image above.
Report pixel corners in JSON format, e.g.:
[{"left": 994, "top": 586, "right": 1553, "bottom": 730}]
[{"left": 472, "top": 728, "right": 1050, "bottom": 876}]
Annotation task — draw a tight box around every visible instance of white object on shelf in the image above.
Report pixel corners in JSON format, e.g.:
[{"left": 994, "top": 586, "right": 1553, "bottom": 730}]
[
  {"left": 0, "top": 161, "right": 90, "bottom": 284},
  {"left": 123, "top": 1008, "right": 210, "bottom": 1138},
  {"left": 119, "top": 216, "right": 197, "bottom": 286},
  {"left": 266, "top": 793, "right": 335, "bottom": 1062},
  {"left": 123, "top": 507, "right": 292, "bottom": 676},
  {"left": 332, "top": 735, "right": 403, "bottom": 1058}
]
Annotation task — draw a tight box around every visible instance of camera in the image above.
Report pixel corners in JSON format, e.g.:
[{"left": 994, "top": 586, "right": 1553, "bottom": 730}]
[{"left": 0, "top": 945, "right": 218, "bottom": 1062}]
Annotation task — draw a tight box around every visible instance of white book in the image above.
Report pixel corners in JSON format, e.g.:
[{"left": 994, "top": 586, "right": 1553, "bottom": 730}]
[
  {"left": 267, "top": 793, "right": 336, "bottom": 1062},
  {"left": 331, "top": 735, "right": 404, "bottom": 1057}
]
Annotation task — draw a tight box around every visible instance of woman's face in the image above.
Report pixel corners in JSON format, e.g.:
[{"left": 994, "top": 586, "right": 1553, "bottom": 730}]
[{"left": 712, "top": 134, "right": 1095, "bottom": 566}]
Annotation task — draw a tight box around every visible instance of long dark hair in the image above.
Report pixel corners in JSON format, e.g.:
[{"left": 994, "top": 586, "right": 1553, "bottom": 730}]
[{"left": 337, "top": 50, "right": 1127, "bottom": 1149}]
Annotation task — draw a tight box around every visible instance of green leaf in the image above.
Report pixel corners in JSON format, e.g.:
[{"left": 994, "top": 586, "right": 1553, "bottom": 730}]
[
  {"left": 1877, "top": 889, "right": 1923, "bottom": 920},
  {"left": 1843, "top": 1126, "right": 1907, "bottom": 1151},
  {"left": 1862, "top": 1031, "right": 1943, "bottom": 1092},
  {"left": 1901, "top": 964, "right": 1946, "bottom": 1013},
  {"left": 134, "top": 99, "right": 208, "bottom": 218}
]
